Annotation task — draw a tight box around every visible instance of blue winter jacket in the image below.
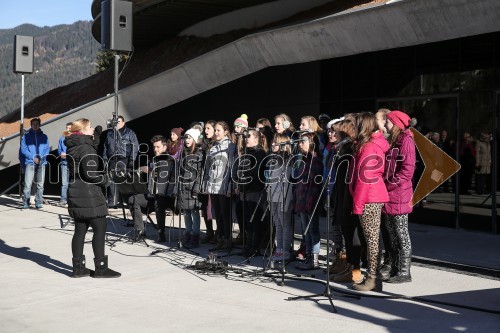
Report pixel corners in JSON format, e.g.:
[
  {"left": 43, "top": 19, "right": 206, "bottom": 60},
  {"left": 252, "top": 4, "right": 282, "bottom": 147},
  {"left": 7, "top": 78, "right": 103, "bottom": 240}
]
[
  {"left": 58, "top": 135, "right": 68, "bottom": 165},
  {"left": 20, "top": 129, "right": 50, "bottom": 166}
]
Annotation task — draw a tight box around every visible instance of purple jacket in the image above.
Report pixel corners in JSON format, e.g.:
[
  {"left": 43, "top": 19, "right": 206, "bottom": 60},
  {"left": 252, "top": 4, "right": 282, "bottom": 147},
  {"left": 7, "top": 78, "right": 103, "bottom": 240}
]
[
  {"left": 383, "top": 130, "right": 416, "bottom": 215},
  {"left": 293, "top": 153, "right": 324, "bottom": 214}
]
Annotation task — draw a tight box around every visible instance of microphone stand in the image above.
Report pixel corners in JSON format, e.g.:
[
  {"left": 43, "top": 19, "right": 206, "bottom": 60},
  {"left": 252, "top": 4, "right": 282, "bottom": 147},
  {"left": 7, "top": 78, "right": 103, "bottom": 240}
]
[
  {"left": 222, "top": 131, "right": 247, "bottom": 257},
  {"left": 238, "top": 132, "right": 248, "bottom": 253},
  {"left": 287, "top": 143, "right": 359, "bottom": 313},
  {"left": 253, "top": 144, "right": 312, "bottom": 281}
]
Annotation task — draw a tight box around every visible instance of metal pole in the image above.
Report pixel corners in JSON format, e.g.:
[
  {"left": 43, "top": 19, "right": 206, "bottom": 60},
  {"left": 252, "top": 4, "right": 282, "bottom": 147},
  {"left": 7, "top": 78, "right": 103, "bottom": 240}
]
[
  {"left": 20, "top": 74, "right": 25, "bottom": 136},
  {"left": 114, "top": 54, "right": 119, "bottom": 118},
  {"left": 455, "top": 95, "right": 460, "bottom": 229},
  {"left": 19, "top": 74, "right": 25, "bottom": 197},
  {"left": 493, "top": 92, "right": 498, "bottom": 234}
]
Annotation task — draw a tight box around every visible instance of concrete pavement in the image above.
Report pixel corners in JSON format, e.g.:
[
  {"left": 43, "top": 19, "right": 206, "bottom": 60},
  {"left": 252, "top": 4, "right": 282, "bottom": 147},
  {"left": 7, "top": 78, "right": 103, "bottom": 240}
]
[{"left": 0, "top": 194, "right": 499, "bottom": 332}]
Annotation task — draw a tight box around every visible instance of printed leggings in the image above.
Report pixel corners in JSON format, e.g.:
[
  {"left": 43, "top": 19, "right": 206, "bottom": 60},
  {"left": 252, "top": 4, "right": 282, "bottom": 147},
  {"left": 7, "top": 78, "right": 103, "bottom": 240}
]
[
  {"left": 383, "top": 214, "right": 412, "bottom": 275},
  {"left": 359, "top": 203, "right": 384, "bottom": 277}
]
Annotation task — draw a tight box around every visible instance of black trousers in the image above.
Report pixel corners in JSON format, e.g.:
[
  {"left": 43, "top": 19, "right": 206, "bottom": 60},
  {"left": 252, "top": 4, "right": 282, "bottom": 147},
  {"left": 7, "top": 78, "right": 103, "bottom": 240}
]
[
  {"left": 128, "top": 194, "right": 149, "bottom": 231},
  {"left": 342, "top": 223, "right": 367, "bottom": 268},
  {"left": 155, "top": 196, "right": 169, "bottom": 233},
  {"left": 210, "top": 194, "right": 231, "bottom": 240}
]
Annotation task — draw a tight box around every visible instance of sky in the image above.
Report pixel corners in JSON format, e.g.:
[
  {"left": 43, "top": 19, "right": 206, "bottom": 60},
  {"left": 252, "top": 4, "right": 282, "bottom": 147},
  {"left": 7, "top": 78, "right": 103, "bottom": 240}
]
[{"left": 0, "top": 0, "right": 94, "bottom": 29}]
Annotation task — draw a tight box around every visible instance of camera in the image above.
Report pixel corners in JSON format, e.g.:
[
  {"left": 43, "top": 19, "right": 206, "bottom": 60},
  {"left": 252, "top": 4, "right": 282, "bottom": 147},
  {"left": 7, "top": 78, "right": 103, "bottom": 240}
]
[{"left": 106, "top": 117, "right": 118, "bottom": 129}]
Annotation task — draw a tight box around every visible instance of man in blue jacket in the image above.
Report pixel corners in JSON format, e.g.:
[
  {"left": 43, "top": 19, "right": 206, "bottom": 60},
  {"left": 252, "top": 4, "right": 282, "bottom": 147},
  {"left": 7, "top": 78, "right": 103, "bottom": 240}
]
[
  {"left": 20, "top": 118, "right": 50, "bottom": 209},
  {"left": 57, "top": 122, "right": 73, "bottom": 207}
]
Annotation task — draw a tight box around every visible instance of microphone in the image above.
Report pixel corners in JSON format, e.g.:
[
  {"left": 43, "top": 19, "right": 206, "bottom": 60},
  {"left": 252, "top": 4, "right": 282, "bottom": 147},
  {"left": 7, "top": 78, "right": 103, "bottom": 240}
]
[
  {"left": 272, "top": 138, "right": 307, "bottom": 146},
  {"left": 290, "top": 138, "right": 307, "bottom": 144},
  {"left": 292, "top": 130, "right": 311, "bottom": 136}
]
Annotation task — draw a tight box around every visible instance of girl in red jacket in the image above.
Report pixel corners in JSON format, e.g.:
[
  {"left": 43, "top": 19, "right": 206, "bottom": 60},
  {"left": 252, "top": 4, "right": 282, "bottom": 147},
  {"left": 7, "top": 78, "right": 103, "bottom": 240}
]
[
  {"left": 350, "top": 112, "right": 389, "bottom": 291},
  {"left": 382, "top": 111, "right": 416, "bottom": 283}
]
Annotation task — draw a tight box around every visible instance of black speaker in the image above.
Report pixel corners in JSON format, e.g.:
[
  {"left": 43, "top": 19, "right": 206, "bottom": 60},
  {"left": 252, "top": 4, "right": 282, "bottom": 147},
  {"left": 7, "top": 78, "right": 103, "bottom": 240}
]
[
  {"left": 101, "top": 0, "right": 133, "bottom": 52},
  {"left": 13, "top": 35, "right": 34, "bottom": 74}
]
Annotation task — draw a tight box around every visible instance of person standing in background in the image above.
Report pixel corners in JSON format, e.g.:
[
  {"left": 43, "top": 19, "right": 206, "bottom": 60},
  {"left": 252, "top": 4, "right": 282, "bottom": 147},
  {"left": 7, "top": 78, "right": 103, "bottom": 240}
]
[
  {"left": 350, "top": 112, "right": 389, "bottom": 291},
  {"left": 382, "top": 111, "right": 416, "bottom": 284},
  {"left": 57, "top": 122, "right": 73, "bottom": 207},
  {"left": 102, "top": 116, "right": 139, "bottom": 208},
  {"left": 20, "top": 117, "right": 50, "bottom": 210}
]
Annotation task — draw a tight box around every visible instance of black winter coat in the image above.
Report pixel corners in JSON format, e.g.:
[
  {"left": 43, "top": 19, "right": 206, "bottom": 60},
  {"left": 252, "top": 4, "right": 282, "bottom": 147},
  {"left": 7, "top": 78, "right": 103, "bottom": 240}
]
[
  {"left": 65, "top": 134, "right": 108, "bottom": 220},
  {"left": 174, "top": 147, "right": 203, "bottom": 210},
  {"left": 234, "top": 147, "right": 267, "bottom": 194},
  {"left": 330, "top": 139, "right": 358, "bottom": 227},
  {"left": 148, "top": 153, "right": 176, "bottom": 197}
]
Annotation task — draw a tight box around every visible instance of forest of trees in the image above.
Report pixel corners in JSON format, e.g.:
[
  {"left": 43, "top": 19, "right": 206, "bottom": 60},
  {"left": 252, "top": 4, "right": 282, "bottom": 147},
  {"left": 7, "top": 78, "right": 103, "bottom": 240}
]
[{"left": 0, "top": 21, "right": 101, "bottom": 120}]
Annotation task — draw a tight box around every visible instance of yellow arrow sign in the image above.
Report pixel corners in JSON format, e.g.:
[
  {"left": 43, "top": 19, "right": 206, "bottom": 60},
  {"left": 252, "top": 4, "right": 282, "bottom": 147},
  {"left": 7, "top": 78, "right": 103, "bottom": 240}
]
[{"left": 411, "top": 127, "right": 461, "bottom": 206}]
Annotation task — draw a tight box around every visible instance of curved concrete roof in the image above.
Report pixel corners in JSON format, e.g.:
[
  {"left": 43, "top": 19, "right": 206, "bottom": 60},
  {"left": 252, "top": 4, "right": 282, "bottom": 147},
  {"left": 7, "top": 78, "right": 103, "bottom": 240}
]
[
  {"left": 1, "top": 0, "right": 499, "bottom": 172},
  {"left": 91, "top": 0, "right": 277, "bottom": 48}
]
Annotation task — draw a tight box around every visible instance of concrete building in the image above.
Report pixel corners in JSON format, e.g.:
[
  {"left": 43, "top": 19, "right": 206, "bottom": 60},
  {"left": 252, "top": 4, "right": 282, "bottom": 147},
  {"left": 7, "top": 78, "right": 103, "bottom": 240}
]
[{"left": 1, "top": 0, "right": 499, "bottom": 232}]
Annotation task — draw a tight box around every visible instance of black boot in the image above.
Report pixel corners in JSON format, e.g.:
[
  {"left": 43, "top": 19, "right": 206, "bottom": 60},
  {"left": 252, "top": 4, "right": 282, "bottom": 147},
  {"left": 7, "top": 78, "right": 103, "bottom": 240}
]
[
  {"left": 72, "top": 255, "right": 91, "bottom": 278},
  {"left": 156, "top": 231, "right": 166, "bottom": 243},
  {"left": 156, "top": 227, "right": 167, "bottom": 243},
  {"left": 296, "top": 253, "right": 320, "bottom": 271},
  {"left": 201, "top": 230, "right": 214, "bottom": 244},
  {"left": 379, "top": 255, "right": 391, "bottom": 281},
  {"left": 209, "top": 237, "right": 225, "bottom": 251},
  {"left": 93, "top": 255, "right": 121, "bottom": 278},
  {"left": 236, "top": 232, "right": 258, "bottom": 257},
  {"left": 352, "top": 275, "right": 383, "bottom": 292},
  {"left": 185, "top": 235, "right": 200, "bottom": 249},
  {"left": 387, "top": 254, "right": 412, "bottom": 283},
  {"left": 183, "top": 232, "right": 192, "bottom": 246}
]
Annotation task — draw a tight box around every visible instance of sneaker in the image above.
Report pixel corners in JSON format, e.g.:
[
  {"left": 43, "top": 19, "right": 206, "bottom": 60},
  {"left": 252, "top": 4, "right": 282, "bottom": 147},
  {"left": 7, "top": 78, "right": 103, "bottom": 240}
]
[
  {"left": 21, "top": 204, "right": 29, "bottom": 210},
  {"left": 58, "top": 201, "right": 68, "bottom": 207},
  {"left": 295, "top": 242, "right": 306, "bottom": 260},
  {"left": 35, "top": 204, "right": 43, "bottom": 209}
]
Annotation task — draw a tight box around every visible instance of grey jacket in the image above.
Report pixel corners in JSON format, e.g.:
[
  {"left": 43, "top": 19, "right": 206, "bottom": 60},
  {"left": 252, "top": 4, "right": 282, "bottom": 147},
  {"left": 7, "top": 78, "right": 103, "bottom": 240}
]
[
  {"left": 266, "top": 154, "right": 294, "bottom": 212},
  {"left": 202, "top": 136, "right": 236, "bottom": 195}
]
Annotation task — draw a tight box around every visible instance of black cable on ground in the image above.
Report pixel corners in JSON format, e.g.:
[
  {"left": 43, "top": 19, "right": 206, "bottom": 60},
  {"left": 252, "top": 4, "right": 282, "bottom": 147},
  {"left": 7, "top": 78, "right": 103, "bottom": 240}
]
[{"left": 187, "top": 261, "right": 500, "bottom": 315}]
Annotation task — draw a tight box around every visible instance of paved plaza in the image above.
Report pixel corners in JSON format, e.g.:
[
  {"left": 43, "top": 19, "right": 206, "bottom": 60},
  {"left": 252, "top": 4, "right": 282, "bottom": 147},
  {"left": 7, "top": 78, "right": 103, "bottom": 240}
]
[{"left": 0, "top": 195, "right": 499, "bottom": 332}]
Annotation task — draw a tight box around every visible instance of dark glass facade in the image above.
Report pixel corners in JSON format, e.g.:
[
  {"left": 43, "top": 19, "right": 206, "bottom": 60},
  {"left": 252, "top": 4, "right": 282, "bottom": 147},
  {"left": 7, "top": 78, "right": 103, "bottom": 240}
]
[{"left": 320, "top": 32, "right": 500, "bottom": 233}]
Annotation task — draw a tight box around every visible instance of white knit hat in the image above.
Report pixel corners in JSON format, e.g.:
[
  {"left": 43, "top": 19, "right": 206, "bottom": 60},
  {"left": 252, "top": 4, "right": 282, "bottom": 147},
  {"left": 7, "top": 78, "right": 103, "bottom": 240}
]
[
  {"left": 326, "top": 117, "right": 344, "bottom": 130},
  {"left": 185, "top": 128, "right": 201, "bottom": 143}
]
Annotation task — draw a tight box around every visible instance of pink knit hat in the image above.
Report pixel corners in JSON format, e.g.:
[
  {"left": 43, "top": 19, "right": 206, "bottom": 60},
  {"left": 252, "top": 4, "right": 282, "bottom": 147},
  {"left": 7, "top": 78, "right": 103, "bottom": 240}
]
[
  {"left": 234, "top": 114, "right": 248, "bottom": 128},
  {"left": 386, "top": 111, "right": 410, "bottom": 129}
]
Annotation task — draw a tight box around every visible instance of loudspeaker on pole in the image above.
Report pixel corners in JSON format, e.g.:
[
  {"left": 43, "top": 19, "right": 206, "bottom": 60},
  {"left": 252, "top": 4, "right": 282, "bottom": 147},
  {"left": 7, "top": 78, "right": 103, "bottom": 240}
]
[
  {"left": 13, "top": 35, "right": 34, "bottom": 74},
  {"left": 101, "top": 0, "right": 133, "bottom": 52}
]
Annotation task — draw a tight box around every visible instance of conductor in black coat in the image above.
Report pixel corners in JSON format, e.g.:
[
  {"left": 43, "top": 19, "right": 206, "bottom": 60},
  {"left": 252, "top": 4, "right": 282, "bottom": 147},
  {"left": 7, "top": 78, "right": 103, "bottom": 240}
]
[{"left": 65, "top": 118, "right": 120, "bottom": 278}]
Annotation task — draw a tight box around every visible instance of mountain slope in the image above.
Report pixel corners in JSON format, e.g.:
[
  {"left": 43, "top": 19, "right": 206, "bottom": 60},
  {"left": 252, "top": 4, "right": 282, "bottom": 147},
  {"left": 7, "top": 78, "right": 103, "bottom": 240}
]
[{"left": 0, "top": 21, "right": 100, "bottom": 120}]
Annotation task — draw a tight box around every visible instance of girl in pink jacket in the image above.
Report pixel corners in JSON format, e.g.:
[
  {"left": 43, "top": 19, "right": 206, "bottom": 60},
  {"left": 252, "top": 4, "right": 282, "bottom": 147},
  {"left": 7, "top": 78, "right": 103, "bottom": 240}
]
[
  {"left": 382, "top": 111, "right": 416, "bottom": 283},
  {"left": 350, "top": 112, "right": 389, "bottom": 292}
]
